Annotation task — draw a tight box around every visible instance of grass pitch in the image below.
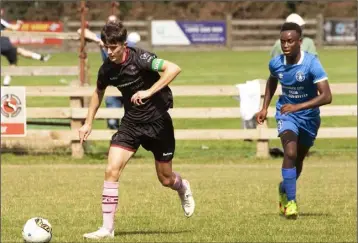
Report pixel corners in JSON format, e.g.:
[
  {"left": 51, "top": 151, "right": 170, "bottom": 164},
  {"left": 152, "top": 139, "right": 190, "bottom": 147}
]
[
  {"left": 1, "top": 49, "right": 357, "bottom": 242},
  {"left": 1, "top": 158, "right": 356, "bottom": 242}
]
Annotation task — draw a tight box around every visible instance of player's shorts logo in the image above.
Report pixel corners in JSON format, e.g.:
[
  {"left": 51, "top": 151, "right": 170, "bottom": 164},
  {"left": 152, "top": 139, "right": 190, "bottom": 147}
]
[
  {"left": 1, "top": 94, "right": 22, "bottom": 118},
  {"left": 277, "top": 120, "right": 283, "bottom": 131},
  {"left": 295, "top": 71, "right": 305, "bottom": 82}
]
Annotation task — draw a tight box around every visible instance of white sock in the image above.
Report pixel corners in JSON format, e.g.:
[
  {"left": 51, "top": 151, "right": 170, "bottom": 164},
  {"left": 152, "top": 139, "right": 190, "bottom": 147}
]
[
  {"left": 31, "top": 53, "right": 42, "bottom": 60},
  {"left": 3, "top": 75, "right": 11, "bottom": 86}
]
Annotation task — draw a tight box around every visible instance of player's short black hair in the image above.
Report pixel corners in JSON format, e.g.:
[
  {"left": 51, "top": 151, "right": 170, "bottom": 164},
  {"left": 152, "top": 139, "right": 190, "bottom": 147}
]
[
  {"left": 280, "top": 22, "right": 302, "bottom": 37},
  {"left": 101, "top": 20, "right": 127, "bottom": 45}
]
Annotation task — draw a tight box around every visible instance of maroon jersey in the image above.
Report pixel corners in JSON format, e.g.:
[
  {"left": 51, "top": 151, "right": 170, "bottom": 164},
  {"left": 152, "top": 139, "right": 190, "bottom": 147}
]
[{"left": 97, "top": 47, "right": 173, "bottom": 123}]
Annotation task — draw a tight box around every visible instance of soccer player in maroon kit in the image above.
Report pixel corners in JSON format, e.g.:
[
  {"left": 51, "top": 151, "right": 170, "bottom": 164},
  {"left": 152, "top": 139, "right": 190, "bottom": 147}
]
[{"left": 79, "top": 20, "right": 195, "bottom": 239}]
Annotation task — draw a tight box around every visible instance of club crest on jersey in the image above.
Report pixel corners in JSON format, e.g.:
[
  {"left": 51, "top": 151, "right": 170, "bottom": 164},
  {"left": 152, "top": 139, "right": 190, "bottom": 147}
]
[
  {"left": 278, "top": 73, "right": 283, "bottom": 79},
  {"left": 140, "top": 53, "right": 150, "bottom": 59},
  {"left": 295, "top": 71, "right": 305, "bottom": 82},
  {"left": 277, "top": 120, "right": 283, "bottom": 131}
]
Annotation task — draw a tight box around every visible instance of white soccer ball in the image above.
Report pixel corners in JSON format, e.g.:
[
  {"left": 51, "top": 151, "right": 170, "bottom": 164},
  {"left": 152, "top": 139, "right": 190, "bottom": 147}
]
[
  {"left": 127, "top": 32, "right": 141, "bottom": 44},
  {"left": 22, "top": 217, "right": 52, "bottom": 243}
]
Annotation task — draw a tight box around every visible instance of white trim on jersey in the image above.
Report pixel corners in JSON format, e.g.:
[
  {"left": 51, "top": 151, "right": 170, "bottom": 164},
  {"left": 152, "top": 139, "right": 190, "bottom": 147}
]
[
  {"left": 297, "top": 51, "right": 304, "bottom": 65},
  {"left": 283, "top": 51, "right": 305, "bottom": 65},
  {"left": 313, "top": 77, "right": 328, "bottom": 84},
  {"left": 1, "top": 18, "right": 10, "bottom": 28}
]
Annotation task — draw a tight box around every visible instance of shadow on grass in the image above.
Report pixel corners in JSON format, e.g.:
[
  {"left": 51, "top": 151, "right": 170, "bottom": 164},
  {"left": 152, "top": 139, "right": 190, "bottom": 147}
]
[
  {"left": 263, "top": 212, "right": 330, "bottom": 217},
  {"left": 115, "top": 229, "right": 191, "bottom": 236},
  {"left": 299, "top": 212, "right": 331, "bottom": 217}
]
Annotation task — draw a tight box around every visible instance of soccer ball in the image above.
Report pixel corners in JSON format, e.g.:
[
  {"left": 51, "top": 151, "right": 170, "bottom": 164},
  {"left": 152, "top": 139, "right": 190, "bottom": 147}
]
[
  {"left": 127, "top": 32, "right": 141, "bottom": 45},
  {"left": 22, "top": 217, "right": 52, "bottom": 243}
]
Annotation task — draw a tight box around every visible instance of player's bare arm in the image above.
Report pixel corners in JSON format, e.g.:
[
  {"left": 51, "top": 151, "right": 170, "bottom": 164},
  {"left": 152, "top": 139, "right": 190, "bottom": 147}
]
[
  {"left": 131, "top": 60, "right": 181, "bottom": 106},
  {"left": 280, "top": 80, "right": 332, "bottom": 114},
  {"left": 77, "top": 28, "right": 103, "bottom": 46},
  {"left": 2, "top": 19, "right": 23, "bottom": 31},
  {"left": 78, "top": 87, "right": 106, "bottom": 144},
  {"left": 256, "top": 75, "right": 278, "bottom": 124}
]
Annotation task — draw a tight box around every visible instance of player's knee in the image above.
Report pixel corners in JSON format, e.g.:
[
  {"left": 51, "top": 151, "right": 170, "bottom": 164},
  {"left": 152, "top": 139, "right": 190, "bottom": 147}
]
[
  {"left": 104, "top": 164, "right": 120, "bottom": 180},
  {"left": 158, "top": 174, "right": 172, "bottom": 187},
  {"left": 285, "top": 147, "right": 297, "bottom": 161}
]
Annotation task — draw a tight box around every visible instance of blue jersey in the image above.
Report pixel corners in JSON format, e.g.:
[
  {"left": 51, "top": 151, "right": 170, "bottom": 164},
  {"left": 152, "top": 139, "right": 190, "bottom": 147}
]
[
  {"left": 97, "top": 34, "right": 108, "bottom": 62},
  {"left": 269, "top": 51, "right": 328, "bottom": 119}
]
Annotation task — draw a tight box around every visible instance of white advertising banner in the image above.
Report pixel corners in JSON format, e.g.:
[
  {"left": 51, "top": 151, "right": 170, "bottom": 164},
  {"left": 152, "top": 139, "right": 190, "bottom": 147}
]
[
  {"left": 151, "top": 20, "right": 191, "bottom": 45},
  {"left": 151, "top": 20, "right": 227, "bottom": 46},
  {"left": 1, "top": 86, "right": 27, "bottom": 137}
]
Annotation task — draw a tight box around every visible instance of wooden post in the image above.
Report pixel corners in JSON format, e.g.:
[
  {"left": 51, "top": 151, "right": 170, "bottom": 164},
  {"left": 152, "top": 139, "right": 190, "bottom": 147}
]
[
  {"left": 79, "top": 1, "right": 90, "bottom": 107},
  {"left": 62, "top": 16, "right": 69, "bottom": 51},
  {"left": 316, "top": 14, "right": 324, "bottom": 48},
  {"left": 72, "top": 0, "right": 87, "bottom": 158},
  {"left": 256, "top": 97, "right": 269, "bottom": 158},
  {"left": 256, "top": 121, "right": 269, "bottom": 158},
  {"left": 226, "top": 14, "right": 232, "bottom": 50},
  {"left": 111, "top": 1, "right": 119, "bottom": 15},
  {"left": 147, "top": 16, "right": 153, "bottom": 51},
  {"left": 70, "top": 97, "right": 84, "bottom": 158},
  {"left": 79, "top": 0, "right": 88, "bottom": 86}
]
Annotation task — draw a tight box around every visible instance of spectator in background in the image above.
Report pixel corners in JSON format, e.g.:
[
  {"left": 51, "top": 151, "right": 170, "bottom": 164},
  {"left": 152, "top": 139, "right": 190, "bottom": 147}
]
[
  {"left": 1, "top": 8, "right": 51, "bottom": 86},
  {"left": 77, "top": 15, "right": 141, "bottom": 130},
  {"left": 270, "top": 13, "right": 317, "bottom": 58}
]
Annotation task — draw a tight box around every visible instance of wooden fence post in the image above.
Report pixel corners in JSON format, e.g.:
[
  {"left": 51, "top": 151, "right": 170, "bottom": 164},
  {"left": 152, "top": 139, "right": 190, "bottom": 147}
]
[
  {"left": 147, "top": 16, "right": 153, "bottom": 51},
  {"left": 256, "top": 97, "right": 269, "bottom": 158},
  {"left": 256, "top": 121, "right": 269, "bottom": 158},
  {"left": 62, "top": 16, "right": 69, "bottom": 51},
  {"left": 226, "top": 14, "right": 232, "bottom": 50},
  {"left": 316, "top": 14, "right": 324, "bottom": 48},
  {"left": 70, "top": 97, "right": 84, "bottom": 158}
]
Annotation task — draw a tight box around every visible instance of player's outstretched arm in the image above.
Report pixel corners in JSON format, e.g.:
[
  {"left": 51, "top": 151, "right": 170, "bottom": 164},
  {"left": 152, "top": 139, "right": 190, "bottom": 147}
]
[
  {"left": 257, "top": 75, "right": 278, "bottom": 124},
  {"left": 1, "top": 19, "right": 22, "bottom": 31},
  {"left": 79, "top": 88, "right": 106, "bottom": 144},
  {"left": 281, "top": 80, "right": 332, "bottom": 115},
  {"left": 77, "top": 28, "right": 103, "bottom": 46},
  {"left": 131, "top": 60, "right": 181, "bottom": 105}
]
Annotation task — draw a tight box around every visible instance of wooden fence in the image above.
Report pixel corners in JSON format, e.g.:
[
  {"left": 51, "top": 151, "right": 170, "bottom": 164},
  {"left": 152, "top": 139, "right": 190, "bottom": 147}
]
[
  {"left": 1, "top": 67, "right": 356, "bottom": 158},
  {"left": 2, "top": 15, "right": 356, "bottom": 51}
]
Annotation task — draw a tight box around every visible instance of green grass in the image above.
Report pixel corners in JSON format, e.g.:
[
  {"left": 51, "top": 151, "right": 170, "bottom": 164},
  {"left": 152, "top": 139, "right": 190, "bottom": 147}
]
[
  {"left": 2, "top": 138, "right": 356, "bottom": 163},
  {"left": 27, "top": 115, "right": 357, "bottom": 132},
  {"left": 1, "top": 49, "right": 357, "bottom": 242},
  {"left": 25, "top": 94, "right": 357, "bottom": 108},
  {"left": 1, "top": 159, "right": 356, "bottom": 242},
  {"left": 2, "top": 49, "right": 357, "bottom": 85}
]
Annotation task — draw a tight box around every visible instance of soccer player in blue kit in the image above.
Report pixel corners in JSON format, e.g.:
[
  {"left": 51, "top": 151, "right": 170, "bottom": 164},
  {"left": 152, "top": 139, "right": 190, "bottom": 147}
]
[{"left": 256, "top": 22, "right": 332, "bottom": 219}]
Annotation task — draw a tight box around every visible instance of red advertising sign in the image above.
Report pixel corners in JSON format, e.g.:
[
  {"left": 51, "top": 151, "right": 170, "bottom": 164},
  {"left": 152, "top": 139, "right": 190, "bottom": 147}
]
[{"left": 9, "top": 21, "right": 63, "bottom": 45}]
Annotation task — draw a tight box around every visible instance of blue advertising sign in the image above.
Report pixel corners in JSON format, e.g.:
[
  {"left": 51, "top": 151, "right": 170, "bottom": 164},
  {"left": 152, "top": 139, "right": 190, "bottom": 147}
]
[
  {"left": 324, "top": 19, "right": 357, "bottom": 43},
  {"left": 177, "top": 21, "right": 226, "bottom": 44}
]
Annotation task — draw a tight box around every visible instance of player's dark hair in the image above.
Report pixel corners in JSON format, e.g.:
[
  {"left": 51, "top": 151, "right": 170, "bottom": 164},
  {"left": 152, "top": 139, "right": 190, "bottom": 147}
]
[
  {"left": 101, "top": 20, "right": 127, "bottom": 44},
  {"left": 280, "top": 22, "right": 302, "bottom": 37}
]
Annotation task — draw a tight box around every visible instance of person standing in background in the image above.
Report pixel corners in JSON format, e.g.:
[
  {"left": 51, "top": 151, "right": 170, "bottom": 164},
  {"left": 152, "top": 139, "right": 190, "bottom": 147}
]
[{"left": 270, "top": 13, "right": 317, "bottom": 58}]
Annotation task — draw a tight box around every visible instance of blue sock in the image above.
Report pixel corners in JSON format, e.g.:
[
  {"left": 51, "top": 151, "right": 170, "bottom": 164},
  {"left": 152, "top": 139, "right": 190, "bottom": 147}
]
[
  {"left": 279, "top": 181, "right": 285, "bottom": 193},
  {"left": 282, "top": 168, "right": 297, "bottom": 201}
]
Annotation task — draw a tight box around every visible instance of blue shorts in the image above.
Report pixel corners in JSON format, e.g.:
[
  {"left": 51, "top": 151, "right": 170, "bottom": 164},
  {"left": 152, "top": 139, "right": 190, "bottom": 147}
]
[{"left": 276, "top": 114, "right": 320, "bottom": 147}]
